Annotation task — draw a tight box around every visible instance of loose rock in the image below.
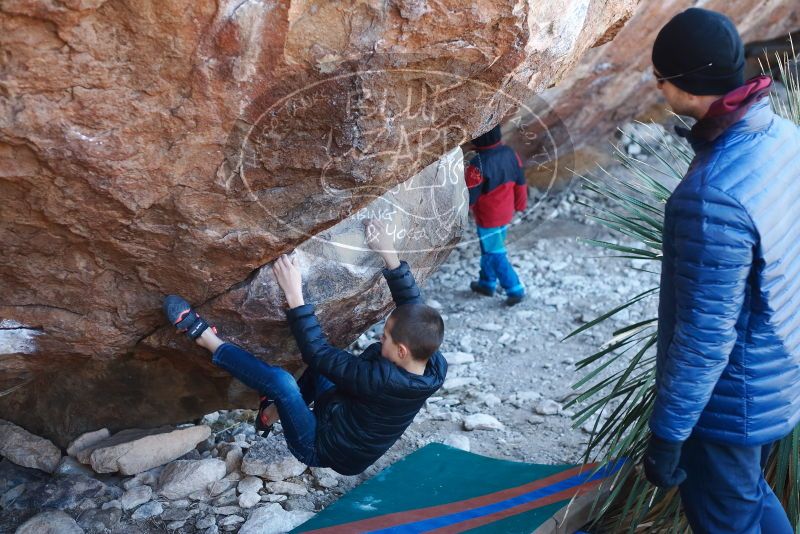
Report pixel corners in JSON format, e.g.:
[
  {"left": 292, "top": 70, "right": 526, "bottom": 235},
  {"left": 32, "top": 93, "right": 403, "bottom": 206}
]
[
  {"left": 224, "top": 445, "right": 243, "bottom": 475},
  {"left": 208, "top": 478, "right": 235, "bottom": 497},
  {"left": 54, "top": 457, "right": 97, "bottom": 478},
  {"left": 83, "top": 425, "right": 211, "bottom": 475},
  {"left": 158, "top": 459, "right": 226, "bottom": 500},
  {"left": 237, "top": 476, "right": 263, "bottom": 495},
  {"left": 442, "top": 434, "right": 471, "bottom": 451},
  {"left": 196, "top": 515, "right": 216, "bottom": 530},
  {"left": 67, "top": 429, "right": 111, "bottom": 458},
  {"left": 238, "top": 491, "right": 261, "bottom": 508},
  {"left": 16, "top": 510, "right": 84, "bottom": 534},
  {"left": 463, "top": 414, "right": 505, "bottom": 431},
  {"left": 241, "top": 436, "right": 306, "bottom": 481},
  {"left": 443, "top": 351, "right": 475, "bottom": 365},
  {"left": 120, "top": 485, "right": 153, "bottom": 511},
  {"left": 265, "top": 480, "right": 308, "bottom": 496},
  {"left": 239, "top": 503, "right": 316, "bottom": 534},
  {"left": 0, "top": 419, "right": 61, "bottom": 473},
  {"left": 77, "top": 507, "right": 122, "bottom": 532},
  {"left": 310, "top": 467, "right": 340, "bottom": 489},
  {"left": 131, "top": 501, "right": 163, "bottom": 521},
  {"left": 442, "top": 377, "right": 480, "bottom": 392},
  {"left": 533, "top": 399, "right": 562, "bottom": 416}
]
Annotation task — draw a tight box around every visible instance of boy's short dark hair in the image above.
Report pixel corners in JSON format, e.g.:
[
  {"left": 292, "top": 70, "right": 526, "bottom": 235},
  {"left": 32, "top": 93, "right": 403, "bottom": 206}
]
[{"left": 387, "top": 304, "right": 444, "bottom": 361}]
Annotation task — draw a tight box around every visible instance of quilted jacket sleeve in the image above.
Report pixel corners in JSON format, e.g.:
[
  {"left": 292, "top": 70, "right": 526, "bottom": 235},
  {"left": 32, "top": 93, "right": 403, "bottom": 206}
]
[
  {"left": 513, "top": 152, "right": 528, "bottom": 212},
  {"left": 286, "top": 305, "right": 388, "bottom": 397},
  {"left": 383, "top": 261, "right": 423, "bottom": 306},
  {"left": 650, "top": 184, "right": 757, "bottom": 442},
  {"left": 465, "top": 164, "right": 484, "bottom": 207}
]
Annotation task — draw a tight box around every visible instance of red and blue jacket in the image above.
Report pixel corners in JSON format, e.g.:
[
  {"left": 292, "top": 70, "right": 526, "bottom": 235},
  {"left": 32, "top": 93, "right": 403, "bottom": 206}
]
[{"left": 465, "top": 142, "right": 527, "bottom": 228}]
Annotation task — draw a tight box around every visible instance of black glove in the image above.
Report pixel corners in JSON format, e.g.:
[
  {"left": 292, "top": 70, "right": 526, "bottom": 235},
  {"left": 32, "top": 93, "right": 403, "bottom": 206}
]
[{"left": 643, "top": 434, "right": 687, "bottom": 488}]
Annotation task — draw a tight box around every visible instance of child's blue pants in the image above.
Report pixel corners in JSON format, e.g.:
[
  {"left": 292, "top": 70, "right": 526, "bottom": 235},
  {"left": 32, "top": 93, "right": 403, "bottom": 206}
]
[{"left": 476, "top": 225, "right": 524, "bottom": 297}]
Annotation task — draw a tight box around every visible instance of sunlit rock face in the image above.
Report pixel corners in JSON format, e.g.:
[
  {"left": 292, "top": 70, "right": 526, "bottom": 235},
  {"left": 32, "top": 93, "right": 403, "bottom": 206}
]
[
  {"left": 0, "top": 0, "right": 636, "bottom": 445},
  {"left": 508, "top": 0, "right": 800, "bottom": 184}
]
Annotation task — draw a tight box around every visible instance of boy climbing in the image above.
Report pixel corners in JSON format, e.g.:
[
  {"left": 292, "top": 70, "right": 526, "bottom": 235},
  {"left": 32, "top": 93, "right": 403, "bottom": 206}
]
[
  {"left": 465, "top": 124, "right": 528, "bottom": 305},
  {"left": 163, "top": 219, "right": 447, "bottom": 475}
]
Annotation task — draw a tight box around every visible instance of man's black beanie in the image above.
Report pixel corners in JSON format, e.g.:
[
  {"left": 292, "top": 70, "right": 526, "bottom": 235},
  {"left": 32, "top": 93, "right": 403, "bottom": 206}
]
[
  {"left": 652, "top": 8, "right": 745, "bottom": 96},
  {"left": 472, "top": 125, "right": 502, "bottom": 147}
]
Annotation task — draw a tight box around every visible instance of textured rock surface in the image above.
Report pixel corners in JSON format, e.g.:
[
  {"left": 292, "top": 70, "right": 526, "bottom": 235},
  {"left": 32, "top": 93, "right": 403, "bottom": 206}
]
[
  {"left": 66, "top": 428, "right": 110, "bottom": 458},
  {"left": 0, "top": 0, "right": 636, "bottom": 444},
  {"left": 158, "top": 459, "right": 227, "bottom": 500},
  {"left": 119, "top": 485, "right": 153, "bottom": 511},
  {"left": 508, "top": 0, "right": 800, "bottom": 183},
  {"left": 463, "top": 413, "right": 505, "bottom": 431},
  {"left": 77, "top": 425, "right": 211, "bottom": 475},
  {"left": 241, "top": 435, "right": 306, "bottom": 481},
  {"left": 15, "top": 510, "right": 85, "bottom": 534},
  {"left": 239, "top": 503, "right": 315, "bottom": 534},
  {"left": 0, "top": 419, "right": 61, "bottom": 473}
]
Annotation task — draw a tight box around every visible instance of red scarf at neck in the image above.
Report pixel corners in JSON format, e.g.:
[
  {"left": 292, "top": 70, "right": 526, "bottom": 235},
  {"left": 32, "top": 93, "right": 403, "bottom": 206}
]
[{"left": 690, "top": 75, "right": 773, "bottom": 142}]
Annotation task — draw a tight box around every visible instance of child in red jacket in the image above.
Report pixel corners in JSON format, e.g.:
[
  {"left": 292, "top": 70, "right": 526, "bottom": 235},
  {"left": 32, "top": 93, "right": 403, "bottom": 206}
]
[{"left": 465, "top": 125, "right": 527, "bottom": 305}]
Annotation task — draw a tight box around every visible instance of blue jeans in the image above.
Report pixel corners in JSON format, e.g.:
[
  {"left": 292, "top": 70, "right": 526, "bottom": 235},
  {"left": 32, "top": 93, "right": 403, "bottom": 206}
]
[
  {"left": 212, "top": 343, "right": 334, "bottom": 466},
  {"left": 679, "top": 435, "right": 793, "bottom": 533},
  {"left": 476, "top": 225, "right": 524, "bottom": 297}
]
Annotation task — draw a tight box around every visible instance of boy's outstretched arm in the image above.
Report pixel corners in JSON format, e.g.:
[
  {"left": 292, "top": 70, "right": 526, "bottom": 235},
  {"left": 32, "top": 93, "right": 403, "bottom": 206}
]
[
  {"left": 273, "top": 254, "right": 387, "bottom": 397},
  {"left": 363, "top": 219, "right": 423, "bottom": 306}
]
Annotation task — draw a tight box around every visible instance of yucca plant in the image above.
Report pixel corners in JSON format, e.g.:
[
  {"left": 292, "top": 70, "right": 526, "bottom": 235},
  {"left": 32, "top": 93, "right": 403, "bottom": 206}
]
[{"left": 568, "top": 41, "right": 800, "bottom": 533}]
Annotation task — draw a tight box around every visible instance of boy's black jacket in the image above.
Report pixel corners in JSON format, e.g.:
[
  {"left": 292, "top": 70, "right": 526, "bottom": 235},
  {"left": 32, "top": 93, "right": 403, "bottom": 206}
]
[{"left": 285, "top": 261, "right": 447, "bottom": 475}]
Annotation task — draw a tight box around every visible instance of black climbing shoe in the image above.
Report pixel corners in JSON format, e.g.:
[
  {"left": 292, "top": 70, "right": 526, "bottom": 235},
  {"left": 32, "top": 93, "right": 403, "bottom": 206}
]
[
  {"left": 506, "top": 294, "right": 525, "bottom": 307},
  {"left": 470, "top": 281, "right": 495, "bottom": 297},
  {"left": 163, "top": 295, "right": 212, "bottom": 340},
  {"left": 255, "top": 396, "right": 275, "bottom": 438}
]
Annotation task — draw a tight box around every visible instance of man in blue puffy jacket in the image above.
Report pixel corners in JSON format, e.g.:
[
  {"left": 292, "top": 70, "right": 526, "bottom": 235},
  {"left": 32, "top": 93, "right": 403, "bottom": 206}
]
[
  {"left": 643, "top": 8, "right": 800, "bottom": 533},
  {"left": 163, "top": 219, "right": 447, "bottom": 475}
]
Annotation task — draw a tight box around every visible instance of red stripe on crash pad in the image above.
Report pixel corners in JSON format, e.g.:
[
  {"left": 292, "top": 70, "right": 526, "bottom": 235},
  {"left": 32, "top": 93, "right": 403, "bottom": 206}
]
[
  {"left": 303, "top": 463, "right": 598, "bottom": 533},
  {"left": 425, "top": 478, "right": 603, "bottom": 534}
]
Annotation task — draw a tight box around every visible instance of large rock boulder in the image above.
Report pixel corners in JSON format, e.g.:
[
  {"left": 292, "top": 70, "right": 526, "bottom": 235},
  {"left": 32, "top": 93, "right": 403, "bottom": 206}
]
[
  {"left": 74, "top": 425, "right": 211, "bottom": 475},
  {"left": 15, "top": 511, "right": 84, "bottom": 534},
  {"left": 157, "top": 458, "right": 227, "bottom": 500},
  {"left": 0, "top": 0, "right": 637, "bottom": 445},
  {"left": 0, "top": 419, "right": 61, "bottom": 473},
  {"left": 508, "top": 0, "right": 800, "bottom": 183}
]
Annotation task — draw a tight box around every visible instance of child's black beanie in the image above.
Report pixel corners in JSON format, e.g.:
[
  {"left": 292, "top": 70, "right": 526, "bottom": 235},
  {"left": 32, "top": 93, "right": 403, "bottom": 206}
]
[
  {"left": 472, "top": 125, "right": 502, "bottom": 147},
  {"left": 652, "top": 8, "right": 745, "bottom": 96}
]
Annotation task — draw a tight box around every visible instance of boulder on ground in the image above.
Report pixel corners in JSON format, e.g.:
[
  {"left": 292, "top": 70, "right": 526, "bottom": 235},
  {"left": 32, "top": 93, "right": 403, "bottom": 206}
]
[
  {"left": 158, "top": 459, "right": 226, "bottom": 500},
  {"left": 15, "top": 510, "right": 84, "bottom": 534},
  {"left": 237, "top": 476, "right": 263, "bottom": 495},
  {"left": 239, "top": 503, "right": 315, "bottom": 534},
  {"left": 442, "top": 434, "right": 471, "bottom": 451},
  {"left": 120, "top": 485, "right": 153, "bottom": 511},
  {"left": 241, "top": 435, "right": 306, "bottom": 482},
  {"left": 463, "top": 414, "right": 505, "bottom": 431},
  {"left": 443, "top": 352, "right": 475, "bottom": 365},
  {"left": 0, "top": 419, "right": 61, "bottom": 473},
  {"left": 534, "top": 399, "right": 563, "bottom": 416},
  {"left": 66, "top": 429, "right": 110, "bottom": 458},
  {"left": 131, "top": 500, "right": 163, "bottom": 521},
  {"left": 76, "top": 425, "right": 210, "bottom": 475}
]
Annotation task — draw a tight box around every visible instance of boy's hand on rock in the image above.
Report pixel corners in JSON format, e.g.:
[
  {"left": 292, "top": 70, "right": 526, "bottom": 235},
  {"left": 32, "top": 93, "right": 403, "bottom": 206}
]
[
  {"left": 273, "top": 254, "right": 304, "bottom": 309},
  {"left": 364, "top": 219, "right": 400, "bottom": 269}
]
